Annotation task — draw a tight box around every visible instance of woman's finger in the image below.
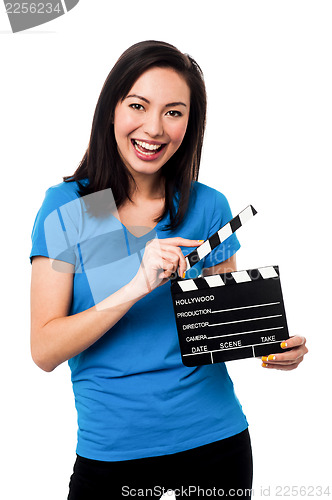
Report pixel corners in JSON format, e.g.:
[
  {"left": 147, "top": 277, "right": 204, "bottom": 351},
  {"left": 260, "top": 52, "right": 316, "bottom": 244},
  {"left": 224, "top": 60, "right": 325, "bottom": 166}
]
[
  {"left": 161, "top": 238, "right": 204, "bottom": 277},
  {"left": 151, "top": 238, "right": 203, "bottom": 278},
  {"left": 278, "top": 335, "right": 307, "bottom": 350},
  {"left": 159, "top": 237, "right": 204, "bottom": 247},
  {"left": 160, "top": 244, "right": 188, "bottom": 278},
  {"left": 146, "top": 243, "right": 185, "bottom": 276},
  {"left": 262, "top": 347, "right": 305, "bottom": 365},
  {"left": 262, "top": 357, "right": 305, "bottom": 371},
  {"left": 262, "top": 343, "right": 308, "bottom": 362}
]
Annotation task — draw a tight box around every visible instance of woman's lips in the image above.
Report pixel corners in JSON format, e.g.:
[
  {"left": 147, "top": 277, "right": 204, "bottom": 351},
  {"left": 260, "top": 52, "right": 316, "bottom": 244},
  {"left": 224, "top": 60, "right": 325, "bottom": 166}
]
[{"left": 131, "top": 139, "right": 166, "bottom": 161}]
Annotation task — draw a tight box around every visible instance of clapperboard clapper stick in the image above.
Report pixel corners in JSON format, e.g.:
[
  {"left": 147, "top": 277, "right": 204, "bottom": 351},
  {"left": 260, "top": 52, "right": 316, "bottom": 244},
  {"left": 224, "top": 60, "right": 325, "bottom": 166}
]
[{"left": 170, "top": 206, "right": 290, "bottom": 366}]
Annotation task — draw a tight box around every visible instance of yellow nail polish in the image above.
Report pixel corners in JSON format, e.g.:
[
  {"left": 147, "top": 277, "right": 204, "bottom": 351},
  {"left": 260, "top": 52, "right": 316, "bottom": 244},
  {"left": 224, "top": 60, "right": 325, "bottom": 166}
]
[
  {"left": 262, "top": 356, "right": 268, "bottom": 362},
  {"left": 198, "top": 240, "right": 204, "bottom": 243},
  {"left": 182, "top": 272, "right": 186, "bottom": 279},
  {"left": 281, "top": 342, "right": 288, "bottom": 348},
  {"left": 262, "top": 363, "right": 268, "bottom": 368},
  {"left": 268, "top": 355, "right": 276, "bottom": 361}
]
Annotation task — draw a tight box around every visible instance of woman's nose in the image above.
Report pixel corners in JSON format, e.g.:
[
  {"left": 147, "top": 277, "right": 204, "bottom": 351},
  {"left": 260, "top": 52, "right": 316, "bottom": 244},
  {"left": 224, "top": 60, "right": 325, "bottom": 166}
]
[{"left": 143, "top": 112, "right": 163, "bottom": 138}]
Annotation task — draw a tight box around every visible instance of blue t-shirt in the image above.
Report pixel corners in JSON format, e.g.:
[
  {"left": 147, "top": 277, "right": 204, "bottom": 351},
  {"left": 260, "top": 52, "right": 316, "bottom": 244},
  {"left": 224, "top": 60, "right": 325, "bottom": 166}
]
[{"left": 30, "top": 180, "right": 248, "bottom": 461}]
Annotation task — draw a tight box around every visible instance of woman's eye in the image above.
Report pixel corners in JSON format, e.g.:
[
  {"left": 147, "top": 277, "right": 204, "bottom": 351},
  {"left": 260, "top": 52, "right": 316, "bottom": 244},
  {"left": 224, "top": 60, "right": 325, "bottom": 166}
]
[
  {"left": 129, "top": 103, "right": 144, "bottom": 111},
  {"left": 166, "top": 110, "right": 182, "bottom": 117}
]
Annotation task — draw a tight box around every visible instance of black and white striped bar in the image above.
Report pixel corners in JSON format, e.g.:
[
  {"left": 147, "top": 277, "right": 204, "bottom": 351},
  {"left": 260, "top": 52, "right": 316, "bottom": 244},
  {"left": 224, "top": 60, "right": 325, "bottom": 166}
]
[
  {"left": 171, "top": 266, "right": 290, "bottom": 365},
  {"left": 172, "top": 265, "right": 279, "bottom": 293},
  {"left": 184, "top": 205, "right": 257, "bottom": 272}
]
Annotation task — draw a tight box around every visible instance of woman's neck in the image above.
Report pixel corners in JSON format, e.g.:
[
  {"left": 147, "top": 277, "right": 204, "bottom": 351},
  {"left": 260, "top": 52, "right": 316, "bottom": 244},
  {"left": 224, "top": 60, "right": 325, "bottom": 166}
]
[{"left": 128, "top": 172, "right": 165, "bottom": 202}]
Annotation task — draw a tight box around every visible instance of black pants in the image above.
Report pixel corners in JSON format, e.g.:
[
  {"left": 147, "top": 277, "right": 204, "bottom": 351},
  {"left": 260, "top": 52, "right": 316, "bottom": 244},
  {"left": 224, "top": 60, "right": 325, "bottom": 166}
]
[{"left": 68, "top": 428, "right": 253, "bottom": 499}]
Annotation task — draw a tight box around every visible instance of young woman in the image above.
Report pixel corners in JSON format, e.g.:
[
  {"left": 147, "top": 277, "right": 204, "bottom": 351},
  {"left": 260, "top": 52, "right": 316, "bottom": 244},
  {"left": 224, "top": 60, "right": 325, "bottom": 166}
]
[{"left": 30, "top": 40, "right": 308, "bottom": 499}]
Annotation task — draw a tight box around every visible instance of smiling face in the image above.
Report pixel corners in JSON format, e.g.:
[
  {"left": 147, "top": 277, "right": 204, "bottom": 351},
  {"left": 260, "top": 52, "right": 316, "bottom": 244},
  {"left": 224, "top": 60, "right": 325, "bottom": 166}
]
[{"left": 113, "top": 67, "right": 191, "bottom": 182}]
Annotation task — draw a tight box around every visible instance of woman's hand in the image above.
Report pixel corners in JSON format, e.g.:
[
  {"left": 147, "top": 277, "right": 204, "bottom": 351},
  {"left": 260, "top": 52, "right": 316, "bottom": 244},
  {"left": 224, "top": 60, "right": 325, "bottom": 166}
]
[
  {"left": 131, "top": 237, "right": 203, "bottom": 296},
  {"left": 261, "top": 336, "right": 308, "bottom": 371}
]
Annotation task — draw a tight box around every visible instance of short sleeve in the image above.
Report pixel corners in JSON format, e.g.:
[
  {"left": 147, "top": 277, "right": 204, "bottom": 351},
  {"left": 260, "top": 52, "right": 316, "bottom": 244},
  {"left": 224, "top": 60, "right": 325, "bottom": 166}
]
[
  {"left": 30, "top": 185, "right": 80, "bottom": 267},
  {"left": 203, "top": 190, "right": 240, "bottom": 269}
]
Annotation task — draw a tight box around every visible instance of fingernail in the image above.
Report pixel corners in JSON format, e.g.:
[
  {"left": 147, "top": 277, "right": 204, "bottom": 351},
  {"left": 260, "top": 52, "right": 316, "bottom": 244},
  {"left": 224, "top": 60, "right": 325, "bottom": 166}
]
[
  {"left": 182, "top": 272, "right": 186, "bottom": 279},
  {"left": 262, "top": 363, "right": 268, "bottom": 368},
  {"left": 281, "top": 342, "right": 288, "bottom": 348},
  {"left": 262, "top": 355, "right": 275, "bottom": 362}
]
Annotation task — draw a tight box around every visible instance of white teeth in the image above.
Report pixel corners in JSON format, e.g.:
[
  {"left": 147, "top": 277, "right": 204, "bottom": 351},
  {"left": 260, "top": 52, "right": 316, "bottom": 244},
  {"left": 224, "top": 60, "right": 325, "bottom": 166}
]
[
  {"left": 135, "top": 140, "right": 162, "bottom": 151},
  {"left": 134, "top": 144, "right": 155, "bottom": 155}
]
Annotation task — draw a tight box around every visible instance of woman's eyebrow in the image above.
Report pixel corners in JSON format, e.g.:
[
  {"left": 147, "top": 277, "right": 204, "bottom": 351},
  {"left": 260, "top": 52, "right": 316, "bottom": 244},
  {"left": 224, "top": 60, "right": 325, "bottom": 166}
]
[
  {"left": 125, "top": 94, "right": 150, "bottom": 103},
  {"left": 125, "top": 94, "right": 187, "bottom": 107},
  {"left": 165, "top": 102, "right": 187, "bottom": 108}
]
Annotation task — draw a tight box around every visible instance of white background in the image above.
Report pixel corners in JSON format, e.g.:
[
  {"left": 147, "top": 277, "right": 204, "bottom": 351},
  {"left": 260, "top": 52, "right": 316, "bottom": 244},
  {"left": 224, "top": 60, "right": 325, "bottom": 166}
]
[{"left": 1, "top": 1, "right": 331, "bottom": 498}]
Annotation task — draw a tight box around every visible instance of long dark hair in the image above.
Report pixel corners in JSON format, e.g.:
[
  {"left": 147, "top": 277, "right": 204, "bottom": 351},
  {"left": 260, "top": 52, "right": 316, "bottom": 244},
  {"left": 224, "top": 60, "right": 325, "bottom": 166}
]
[{"left": 64, "top": 40, "right": 207, "bottom": 230}]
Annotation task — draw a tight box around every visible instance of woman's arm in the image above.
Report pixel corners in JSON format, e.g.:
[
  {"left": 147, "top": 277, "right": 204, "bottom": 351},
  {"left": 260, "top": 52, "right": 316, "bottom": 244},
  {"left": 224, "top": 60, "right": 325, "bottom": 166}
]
[
  {"left": 31, "top": 237, "right": 203, "bottom": 372},
  {"left": 30, "top": 256, "right": 142, "bottom": 372}
]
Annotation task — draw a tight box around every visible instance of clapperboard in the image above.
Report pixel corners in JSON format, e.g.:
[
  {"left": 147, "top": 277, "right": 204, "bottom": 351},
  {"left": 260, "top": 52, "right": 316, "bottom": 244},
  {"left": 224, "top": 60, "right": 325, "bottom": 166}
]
[{"left": 170, "top": 206, "right": 290, "bottom": 366}]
